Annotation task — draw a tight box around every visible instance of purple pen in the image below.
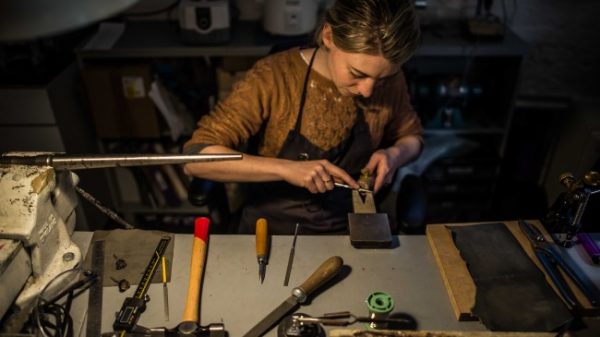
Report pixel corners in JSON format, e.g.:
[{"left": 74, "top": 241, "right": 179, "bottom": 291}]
[{"left": 577, "top": 232, "right": 600, "bottom": 264}]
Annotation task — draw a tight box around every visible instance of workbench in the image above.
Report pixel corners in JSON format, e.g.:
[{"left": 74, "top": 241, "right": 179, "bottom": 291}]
[{"left": 70, "top": 232, "right": 488, "bottom": 337}]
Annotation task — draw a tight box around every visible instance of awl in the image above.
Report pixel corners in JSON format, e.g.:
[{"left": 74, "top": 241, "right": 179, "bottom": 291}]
[
  {"left": 256, "top": 218, "right": 269, "bottom": 284},
  {"left": 243, "top": 256, "right": 344, "bottom": 337}
]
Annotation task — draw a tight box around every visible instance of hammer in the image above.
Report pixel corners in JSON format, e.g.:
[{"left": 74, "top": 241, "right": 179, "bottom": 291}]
[
  {"left": 108, "top": 217, "right": 225, "bottom": 337},
  {"left": 175, "top": 217, "right": 225, "bottom": 337}
]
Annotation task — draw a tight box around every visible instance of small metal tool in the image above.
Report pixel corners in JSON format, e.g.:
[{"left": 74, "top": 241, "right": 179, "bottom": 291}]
[
  {"left": 256, "top": 218, "right": 269, "bottom": 284},
  {"left": 293, "top": 311, "right": 411, "bottom": 327},
  {"left": 543, "top": 171, "right": 600, "bottom": 247},
  {"left": 110, "top": 277, "right": 131, "bottom": 293},
  {"left": 113, "top": 237, "right": 171, "bottom": 333},
  {"left": 283, "top": 223, "right": 300, "bottom": 286},
  {"left": 518, "top": 219, "right": 600, "bottom": 308},
  {"left": 77, "top": 186, "right": 135, "bottom": 229},
  {"left": 334, "top": 182, "right": 372, "bottom": 194},
  {"left": 162, "top": 256, "right": 170, "bottom": 321}
]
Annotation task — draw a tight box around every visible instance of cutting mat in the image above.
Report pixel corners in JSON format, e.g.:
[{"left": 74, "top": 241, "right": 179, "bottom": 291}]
[{"left": 426, "top": 220, "right": 599, "bottom": 321}]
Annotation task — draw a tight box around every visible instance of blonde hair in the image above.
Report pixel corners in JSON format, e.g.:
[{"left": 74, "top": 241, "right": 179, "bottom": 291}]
[{"left": 315, "top": 0, "right": 420, "bottom": 65}]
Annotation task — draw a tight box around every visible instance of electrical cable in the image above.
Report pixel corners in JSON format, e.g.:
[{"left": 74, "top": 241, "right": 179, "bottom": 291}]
[{"left": 30, "top": 267, "right": 98, "bottom": 337}]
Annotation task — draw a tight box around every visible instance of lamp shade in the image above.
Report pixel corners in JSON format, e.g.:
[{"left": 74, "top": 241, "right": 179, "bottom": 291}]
[{"left": 0, "top": 0, "right": 140, "bottom": 42}]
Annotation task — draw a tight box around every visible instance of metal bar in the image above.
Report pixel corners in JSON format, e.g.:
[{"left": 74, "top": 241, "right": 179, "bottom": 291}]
[
  {"left": 334, "top": 182, "right": 372, "bottom": 194},
  {"left": 0, "top": 153, "right": 242, "bottom": 170},
  {"left": 75, "top": 186, "right": 134, "bottom": 229}
]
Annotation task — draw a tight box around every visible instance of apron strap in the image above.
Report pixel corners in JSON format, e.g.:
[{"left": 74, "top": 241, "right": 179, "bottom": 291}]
[{"left": 294, "top": 47, "right": 319, "bottom": 132}]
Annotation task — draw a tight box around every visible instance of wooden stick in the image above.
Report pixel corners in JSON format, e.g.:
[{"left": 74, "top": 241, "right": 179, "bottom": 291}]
[{"left": 182, "top": 217, "right": 210, "bottom": 322}]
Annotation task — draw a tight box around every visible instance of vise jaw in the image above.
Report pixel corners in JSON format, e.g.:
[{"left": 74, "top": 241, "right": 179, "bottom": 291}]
[{"left": 0, "top": 164, "right": 82, "bottom": 331}]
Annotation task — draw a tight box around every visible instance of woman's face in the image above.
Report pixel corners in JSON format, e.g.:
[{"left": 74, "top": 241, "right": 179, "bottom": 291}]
[{"left": 322, "top": 25, "right": 400, "bottom": 98}]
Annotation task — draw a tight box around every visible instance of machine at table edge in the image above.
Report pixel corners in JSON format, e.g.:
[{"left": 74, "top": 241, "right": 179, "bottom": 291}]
[{"left": 0, "top": 151, "right": 241, "bottom": 332}]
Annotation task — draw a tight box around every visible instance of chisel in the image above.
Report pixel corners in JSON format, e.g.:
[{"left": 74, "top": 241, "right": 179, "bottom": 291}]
[{"left": 243, "top": 256, "right": 343, "bottom": 337}]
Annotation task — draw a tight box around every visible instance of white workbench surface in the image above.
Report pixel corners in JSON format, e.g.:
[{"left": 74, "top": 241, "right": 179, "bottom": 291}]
[{"left": 71, "top": 232, "right": 489, "bottom": 337}]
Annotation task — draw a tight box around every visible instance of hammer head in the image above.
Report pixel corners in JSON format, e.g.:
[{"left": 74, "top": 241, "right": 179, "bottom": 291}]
[{"left": 175, "top": 322, "right": 227, "bottom": 337}]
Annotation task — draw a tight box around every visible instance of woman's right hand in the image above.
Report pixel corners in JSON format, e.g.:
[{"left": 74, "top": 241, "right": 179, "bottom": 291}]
[{"left": 280, "top": 159, "right": 359, "bottom": 194}]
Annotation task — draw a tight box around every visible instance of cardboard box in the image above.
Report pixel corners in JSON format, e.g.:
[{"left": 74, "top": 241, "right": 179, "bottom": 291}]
[{"left": 82, "top": 63, "right": 162, "bottom": 138}]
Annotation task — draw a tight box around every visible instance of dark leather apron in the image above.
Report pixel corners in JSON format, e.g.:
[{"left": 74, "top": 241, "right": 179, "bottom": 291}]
[{"left": 240, "top": 48, "right": 374, "bottom": 234}]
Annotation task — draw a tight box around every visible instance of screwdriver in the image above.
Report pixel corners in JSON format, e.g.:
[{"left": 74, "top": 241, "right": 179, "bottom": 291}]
[
  {"left": 256, "top": 218, "right": 269, "bottom": 284},
  {"left": 161, "top": 256, "right": 169, "bottom": 321}
]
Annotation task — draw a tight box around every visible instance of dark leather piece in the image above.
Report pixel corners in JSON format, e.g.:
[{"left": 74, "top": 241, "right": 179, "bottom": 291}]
[{"left": 451, "top": 222, "right": 572, "bottom": 331}]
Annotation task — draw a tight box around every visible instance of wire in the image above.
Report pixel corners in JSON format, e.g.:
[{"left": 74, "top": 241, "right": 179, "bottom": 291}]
[{"left": 31, "top": 267, "right": 97, "bottom": 337}]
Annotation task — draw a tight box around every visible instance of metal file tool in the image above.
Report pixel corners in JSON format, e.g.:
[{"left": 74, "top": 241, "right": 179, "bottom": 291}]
[
  {"left": 283, "top": 223, "right": 300, "bottom": 286},
  {"left": 243, "top": 256, "right": 343, "bottom": 337}
]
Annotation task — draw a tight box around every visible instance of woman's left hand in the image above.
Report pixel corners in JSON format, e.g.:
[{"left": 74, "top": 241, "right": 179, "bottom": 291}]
[
  {"left": 364, "top": 147, "right": 401, "bottom": 193},
  {"left": 363, "top": 135, "right": 423, "bottom": 193}
]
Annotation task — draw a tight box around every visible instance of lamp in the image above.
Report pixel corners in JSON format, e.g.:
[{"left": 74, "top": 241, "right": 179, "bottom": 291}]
[{"left": 0, "top": 0, "right": 140, "bottom": 42}]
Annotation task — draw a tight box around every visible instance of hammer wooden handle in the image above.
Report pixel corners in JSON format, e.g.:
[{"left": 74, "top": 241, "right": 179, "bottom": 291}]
[{"left": 182, "top": 217, "right": 210, "bottom": 322}]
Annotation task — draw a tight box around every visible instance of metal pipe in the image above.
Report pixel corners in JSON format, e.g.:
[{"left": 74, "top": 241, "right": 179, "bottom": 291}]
[{"left": 0, "top": 153, "right": 242, "bottom": 170}]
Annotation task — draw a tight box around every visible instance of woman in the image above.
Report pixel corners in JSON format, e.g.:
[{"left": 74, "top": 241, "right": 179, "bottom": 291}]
[{"left": 183, "top": 0, "right": 423, "bottom": 234}]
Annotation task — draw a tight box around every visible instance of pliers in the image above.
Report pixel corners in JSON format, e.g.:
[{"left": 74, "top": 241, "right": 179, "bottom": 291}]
[{"left": 518, "top": 219, "right": 600, "bottom": 308}]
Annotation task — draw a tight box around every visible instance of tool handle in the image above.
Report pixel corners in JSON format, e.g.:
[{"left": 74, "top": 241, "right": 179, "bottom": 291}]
[
  {"left": 537, "top": 251, "right": 577, "bottom": 308},
  {"left": 182, "top": 217, "right": 210, "bottom": 322},
  {"left": 552, "top": 248, "right": 600, "bottom": 306},
  {"left": 295, "top": 256, "right": 343, "bottom": 302},
  {"left": 577, "top": 232, "right": 600, "bottom": 264},
  {"left": 161, "top": 256, "right": 168, "bottom": 284},
  {"left": 256, "top": 218, "right": 268, "bottom": 257}
]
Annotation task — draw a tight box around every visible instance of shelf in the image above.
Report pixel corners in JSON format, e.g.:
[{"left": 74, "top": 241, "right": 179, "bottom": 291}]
[
  {"left": 77, "top": 21, "right": 289, "bottom": 59},
  {"left": 75, "top": 20, "right": 527, "bottom": 60},
  {"left": 416, "top": 28, "right": 527, "bottom": 57}
]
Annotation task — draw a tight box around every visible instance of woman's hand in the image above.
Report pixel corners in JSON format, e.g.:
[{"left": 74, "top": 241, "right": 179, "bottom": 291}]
[
  {"left": 364, "top": 148, "right": 401, "bottom": 193},
  {"left": 364, "top": 135, "right": 423, "bottom": 193},
  {"left": 280, "top": 159, "right": 359, "bottom": 194}
]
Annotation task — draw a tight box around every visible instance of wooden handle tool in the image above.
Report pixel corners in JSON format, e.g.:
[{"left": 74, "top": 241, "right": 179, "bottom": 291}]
[
  {"left": 256, "top": 218, "right": 269, "bottom": 283},
  {"left": 182, "top": 217, "right": 210, "bottom": 323}
]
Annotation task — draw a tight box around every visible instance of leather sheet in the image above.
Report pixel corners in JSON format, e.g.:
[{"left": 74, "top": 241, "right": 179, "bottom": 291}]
[{"left": 450, "top": 223, "right": 572, "bottom": 331}]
